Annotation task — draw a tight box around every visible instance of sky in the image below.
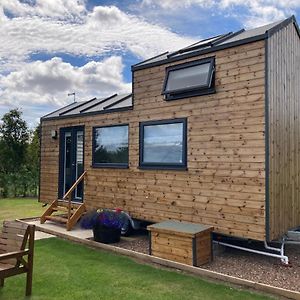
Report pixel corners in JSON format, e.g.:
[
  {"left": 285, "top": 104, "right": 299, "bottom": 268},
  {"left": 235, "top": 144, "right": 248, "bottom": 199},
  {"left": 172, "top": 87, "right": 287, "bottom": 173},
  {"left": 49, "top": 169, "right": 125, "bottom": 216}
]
[{"left": 0, "top": 1, "right": 300, "bottom": 128}]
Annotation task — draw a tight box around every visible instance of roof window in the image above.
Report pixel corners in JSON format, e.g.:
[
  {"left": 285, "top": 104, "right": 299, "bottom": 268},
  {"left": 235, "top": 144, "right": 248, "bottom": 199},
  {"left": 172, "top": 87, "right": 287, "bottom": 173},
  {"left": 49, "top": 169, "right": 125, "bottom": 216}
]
[{"left": 162, "top": 57, "right": 215, "bottom": 100}]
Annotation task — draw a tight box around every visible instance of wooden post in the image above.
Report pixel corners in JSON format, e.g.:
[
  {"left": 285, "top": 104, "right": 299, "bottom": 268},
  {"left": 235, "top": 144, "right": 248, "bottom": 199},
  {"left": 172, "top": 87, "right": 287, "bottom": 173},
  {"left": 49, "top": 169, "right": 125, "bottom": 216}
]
[
  {"left": 0, "top": 278, "right": 4, "bottom": 287},
  {"left": 26, "top": 225, "right": 35, "bottom": 296},
  {"left": 68, "top": 196, "right": 71, "bottom": 221}
]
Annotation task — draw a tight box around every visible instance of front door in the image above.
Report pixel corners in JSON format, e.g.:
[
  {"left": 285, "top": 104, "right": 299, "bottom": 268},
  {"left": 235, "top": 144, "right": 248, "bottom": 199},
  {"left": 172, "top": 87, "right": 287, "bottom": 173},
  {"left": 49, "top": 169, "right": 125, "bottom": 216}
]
[{"left": 59, "top": 126, "right": 84, "bottom": 202}]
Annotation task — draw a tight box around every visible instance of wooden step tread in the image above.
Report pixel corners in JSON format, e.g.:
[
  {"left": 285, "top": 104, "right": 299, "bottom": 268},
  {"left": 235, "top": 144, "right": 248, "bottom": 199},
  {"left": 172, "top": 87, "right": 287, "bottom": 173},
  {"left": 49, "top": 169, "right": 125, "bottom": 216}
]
[
  {"left": 45, "top": 216, "right": 68, "bottom": 223},
  {"left": 53, "top": 206, "right": 75, "bottom": 212},
  {"left": 57, "top": 200, "right": 81, "bottom": 209}
]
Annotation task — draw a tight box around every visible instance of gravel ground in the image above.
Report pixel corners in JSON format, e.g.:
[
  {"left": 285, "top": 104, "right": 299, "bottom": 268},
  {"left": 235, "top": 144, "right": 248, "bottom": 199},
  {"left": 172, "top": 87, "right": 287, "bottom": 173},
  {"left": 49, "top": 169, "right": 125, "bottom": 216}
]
[
  {"left": 117, "top": 236, "right": 149, "bottom": 254},
  {"left": 203, "top": 244, "right": 300, "bottom": 292},
  {"left": 115, "top": 233, "right": 300, "bottom": 292},
  {"left": 116, "top": 230, "right": 149, "bottom": 254}
]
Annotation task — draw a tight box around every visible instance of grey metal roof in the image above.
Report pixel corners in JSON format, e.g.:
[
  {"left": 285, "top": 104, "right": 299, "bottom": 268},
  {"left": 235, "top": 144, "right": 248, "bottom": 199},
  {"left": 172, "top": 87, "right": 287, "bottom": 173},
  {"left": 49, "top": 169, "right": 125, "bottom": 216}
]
[
  {"left": 42, "top": 93, "right": 132, "bottom": 120},
  {"left": 132, "top": 17, "right": 294, "bottom": 71},
  {"left": 218, "top": 20, "right": 283, "bottom": 45}
]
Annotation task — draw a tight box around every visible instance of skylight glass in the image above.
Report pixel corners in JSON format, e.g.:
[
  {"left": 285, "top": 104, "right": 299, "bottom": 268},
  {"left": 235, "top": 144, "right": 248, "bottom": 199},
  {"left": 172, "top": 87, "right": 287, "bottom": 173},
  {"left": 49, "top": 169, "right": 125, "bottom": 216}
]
[
  {"left": 162, "top": 57, "right": 215, "bottom": 100},
  {"left": 165, "top": 62, "right": 211, "bottom": 93}
]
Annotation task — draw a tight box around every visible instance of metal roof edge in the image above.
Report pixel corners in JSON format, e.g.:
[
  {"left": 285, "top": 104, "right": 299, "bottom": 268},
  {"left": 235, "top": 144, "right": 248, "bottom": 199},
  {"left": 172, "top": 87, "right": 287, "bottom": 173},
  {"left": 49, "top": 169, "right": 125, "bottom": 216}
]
[
  {"left": 266, "top": 15, "right": 298, "bottom": 38},
  {"left": 41, "top": 101, "right": 77, "bottom": 119},
  {"left": 59, "top": 97, "right": 96, "bottom": 116},
  {"left": 79, "top": 93, "right": 117, "bottom": 113},
  {"left": 292, "top": 15, "right": 300, "bottom": 39},
  {"left": 131, "top": 52, "right": 169, "bottom": 69},
  {"left": 166, "top": 33, "right": 232, "bottom": 59},
  {"left": 212, "top": 29, "right": 245, "bottom": 46},
  {"left": 132, "top": 33, "right": 267, "bottom": 71},
  {"left": 41, "top": 106, "right": 133, "bottom": 122},
  {"left": 103, "top": 94, "right": 132, "bottom": 110}
]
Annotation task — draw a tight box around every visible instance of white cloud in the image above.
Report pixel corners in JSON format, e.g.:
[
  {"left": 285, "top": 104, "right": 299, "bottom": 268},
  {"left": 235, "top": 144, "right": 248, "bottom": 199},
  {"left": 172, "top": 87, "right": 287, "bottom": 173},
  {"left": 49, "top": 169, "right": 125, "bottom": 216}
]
[
  {"left": 219, "top": 0, "right": 295, "bottom": 27},
  {"left": 0, "top": 4, "right": 195, "bottom": 73},
  {"left": 0, "top": 0, "right": 87, "bottom": 20},
  {"left": 141, "top": 0, "right": 211, "bottom": 10},
  {"left": 0, "top": 56, "right": 131, "bottom": 126},
  {"left": 141, "top": 0, "right": 300, "bottom": 27},
  {"left": 0, "top": 3, "right": 196, "bottom": 126}
]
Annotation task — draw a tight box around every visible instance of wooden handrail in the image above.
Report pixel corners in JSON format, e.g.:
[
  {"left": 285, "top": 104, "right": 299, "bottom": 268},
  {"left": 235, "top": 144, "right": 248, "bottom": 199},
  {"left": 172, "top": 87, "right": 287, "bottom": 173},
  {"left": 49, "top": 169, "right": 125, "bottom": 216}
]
[
  {"left": 62, "top": 170, "right": 87, "bottom": 220},
  {"left": 63, "top": 171, "right": 87, "bottom": 200}
]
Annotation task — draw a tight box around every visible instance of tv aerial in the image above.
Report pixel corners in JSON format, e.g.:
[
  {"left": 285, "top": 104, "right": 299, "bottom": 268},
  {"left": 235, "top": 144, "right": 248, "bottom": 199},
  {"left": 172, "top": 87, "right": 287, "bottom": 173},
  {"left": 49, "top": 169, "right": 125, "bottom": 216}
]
[{"left": 68, "top": 92, "right": 76, "bottom": 103}]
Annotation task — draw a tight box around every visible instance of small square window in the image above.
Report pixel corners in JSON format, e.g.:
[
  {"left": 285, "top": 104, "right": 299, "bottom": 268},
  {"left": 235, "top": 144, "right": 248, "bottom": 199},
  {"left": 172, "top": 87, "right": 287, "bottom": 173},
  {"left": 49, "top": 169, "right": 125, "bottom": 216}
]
[
  {"left": 139, "top": 118, "right": 187, "bottom": 170},
  {"left": 162, "top": 57, "right": 215, "bottom": 100},
  {"left": 92, "top": 124, "right": 129, "bottom": 168}
]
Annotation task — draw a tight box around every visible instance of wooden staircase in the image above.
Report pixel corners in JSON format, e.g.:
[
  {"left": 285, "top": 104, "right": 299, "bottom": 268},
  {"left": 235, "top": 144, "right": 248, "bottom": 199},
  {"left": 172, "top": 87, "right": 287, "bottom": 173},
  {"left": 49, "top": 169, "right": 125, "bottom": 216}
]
[{"left": 40, "top": 171, "right": 87, "bottom": 231}]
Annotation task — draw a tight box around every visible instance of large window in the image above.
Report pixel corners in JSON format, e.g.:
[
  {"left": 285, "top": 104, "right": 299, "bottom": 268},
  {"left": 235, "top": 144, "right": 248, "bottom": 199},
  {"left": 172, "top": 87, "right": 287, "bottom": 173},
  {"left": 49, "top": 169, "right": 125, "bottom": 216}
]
[
  {"left": 139, "top": 118, "right": 187, "bottom": 170},
  {"left": 162, "top": 57, "right": 215, "bottom": 100},
  {"left": 93, "top": 124, "right": 129, "bottom": 168}
]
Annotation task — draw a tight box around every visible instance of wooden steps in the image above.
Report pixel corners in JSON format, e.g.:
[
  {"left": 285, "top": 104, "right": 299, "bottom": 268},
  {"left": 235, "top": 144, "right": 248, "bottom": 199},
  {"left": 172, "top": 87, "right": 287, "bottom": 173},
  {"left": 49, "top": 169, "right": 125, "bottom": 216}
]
[
  {"left": 40, "top": 199, "right": 86, "bottom": 230},
  {"left": 40, "top": 171, "right": 87, "bottom": 231}
]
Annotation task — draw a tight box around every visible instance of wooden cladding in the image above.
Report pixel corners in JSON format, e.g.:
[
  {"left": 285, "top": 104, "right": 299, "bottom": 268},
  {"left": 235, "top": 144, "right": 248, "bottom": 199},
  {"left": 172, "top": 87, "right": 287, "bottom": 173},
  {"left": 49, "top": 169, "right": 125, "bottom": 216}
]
[
  {"left": 40, "top": 40, "right": 266, "bottom": 241},
  {"left": 267, "top": 22, "right": 300, "bottom": 240}
]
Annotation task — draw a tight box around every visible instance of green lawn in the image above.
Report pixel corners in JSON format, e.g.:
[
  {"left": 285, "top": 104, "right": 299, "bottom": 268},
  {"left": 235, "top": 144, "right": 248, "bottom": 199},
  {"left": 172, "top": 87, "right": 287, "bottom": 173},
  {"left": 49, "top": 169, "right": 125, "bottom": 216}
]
[
  {"left": 0, "top": 199, "right": 272, "bottom": 299},
  {"left": 0, "top": 238, "right": 272, "bottom": 300},
  {"left": 0, "top": 198, "right": 44, "bottom": 228}
]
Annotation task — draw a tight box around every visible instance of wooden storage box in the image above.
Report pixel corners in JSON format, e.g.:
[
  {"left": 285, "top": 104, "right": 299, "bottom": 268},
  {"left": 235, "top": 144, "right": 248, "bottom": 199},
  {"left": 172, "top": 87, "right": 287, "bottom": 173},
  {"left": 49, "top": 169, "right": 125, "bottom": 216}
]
[{"left": 148, "top": 220, "right": 214, "bottom": 266}]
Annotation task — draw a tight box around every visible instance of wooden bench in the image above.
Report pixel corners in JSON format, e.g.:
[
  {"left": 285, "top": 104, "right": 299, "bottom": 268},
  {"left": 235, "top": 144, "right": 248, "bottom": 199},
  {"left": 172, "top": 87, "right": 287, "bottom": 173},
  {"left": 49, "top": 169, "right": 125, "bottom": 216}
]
[
  {"left": 0, "top": 221, "right": 35, "bottom": 296},
  {"left": 148, "top": 220, "right": 214, "bottom": 266}
]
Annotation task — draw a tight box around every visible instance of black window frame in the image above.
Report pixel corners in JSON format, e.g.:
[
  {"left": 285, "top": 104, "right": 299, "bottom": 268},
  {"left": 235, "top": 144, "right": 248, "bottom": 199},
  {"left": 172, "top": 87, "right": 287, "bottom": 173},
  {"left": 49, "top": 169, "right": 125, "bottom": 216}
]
[
  {"left": 162, "top": 57, "right": 215, "bottom": 101},
  {"left": 92, "top": 123, "right": 129, "bottom": 169},
  {"left": 139, "top": 118, "right": 187, "bottom": 170}
]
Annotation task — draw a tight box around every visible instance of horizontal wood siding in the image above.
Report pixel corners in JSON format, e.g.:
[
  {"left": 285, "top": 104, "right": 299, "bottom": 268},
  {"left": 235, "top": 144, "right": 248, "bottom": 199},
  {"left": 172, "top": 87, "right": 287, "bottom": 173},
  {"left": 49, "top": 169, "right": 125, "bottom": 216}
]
[
  {"left": 268, "top": 23, "right": 300, "bottom": 240},
  {"left": 40, "top": 40, "right": 266, "bottom": 240}
]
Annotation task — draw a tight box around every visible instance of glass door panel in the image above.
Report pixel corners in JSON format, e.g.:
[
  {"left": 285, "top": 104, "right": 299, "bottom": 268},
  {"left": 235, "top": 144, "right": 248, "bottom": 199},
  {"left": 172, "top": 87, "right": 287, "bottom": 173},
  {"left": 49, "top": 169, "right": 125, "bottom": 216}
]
[
  {"left": 59, "top": 126, "right": 84, "bottom": 202},
  {"left": 74, "top": 130, "right": 84, "bottom": 201},
  {"left": 64, "top": 132, "right": 72, "bottom": 195}
]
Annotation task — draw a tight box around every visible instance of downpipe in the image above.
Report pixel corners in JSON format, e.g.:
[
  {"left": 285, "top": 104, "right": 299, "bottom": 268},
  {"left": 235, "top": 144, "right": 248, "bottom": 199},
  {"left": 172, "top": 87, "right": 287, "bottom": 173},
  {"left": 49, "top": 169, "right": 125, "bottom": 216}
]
[
  {"left": 264, "top": 237, "right": 289, "bottom": 264},
  {"left": 214, "top": 238, "right": 289, "bottom": 265}
]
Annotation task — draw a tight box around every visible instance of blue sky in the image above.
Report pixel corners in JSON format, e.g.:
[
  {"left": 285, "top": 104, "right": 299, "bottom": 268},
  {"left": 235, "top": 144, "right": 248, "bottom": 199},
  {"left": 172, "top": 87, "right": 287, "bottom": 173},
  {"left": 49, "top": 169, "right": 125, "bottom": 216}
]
[{"left": 0, "top": 0, "right": 299, "bottom": 127}]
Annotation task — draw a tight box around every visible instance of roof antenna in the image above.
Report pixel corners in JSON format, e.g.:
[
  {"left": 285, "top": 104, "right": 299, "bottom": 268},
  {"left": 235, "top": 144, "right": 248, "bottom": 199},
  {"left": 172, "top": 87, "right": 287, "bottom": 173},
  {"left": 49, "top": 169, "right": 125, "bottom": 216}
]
[{"left": 68, "top": 92, "right": 76, "bottom": 103}]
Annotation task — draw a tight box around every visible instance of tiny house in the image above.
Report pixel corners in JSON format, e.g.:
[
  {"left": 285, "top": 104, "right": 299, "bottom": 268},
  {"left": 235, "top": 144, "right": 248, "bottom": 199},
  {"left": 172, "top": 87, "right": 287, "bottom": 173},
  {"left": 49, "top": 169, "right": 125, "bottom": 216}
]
[{"left": 39, "top": 16, "right": 300, "bottom": 242}]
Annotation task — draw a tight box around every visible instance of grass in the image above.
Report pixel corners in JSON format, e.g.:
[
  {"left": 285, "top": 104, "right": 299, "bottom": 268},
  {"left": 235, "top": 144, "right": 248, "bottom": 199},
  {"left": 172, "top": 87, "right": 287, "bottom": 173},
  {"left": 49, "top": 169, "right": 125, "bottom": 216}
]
[
  {"left": 0, "top": 199, "right": 271, "bottom": 299},
  {"left": 0, "top": 197, "right": 44, "bottom": 228},
  {"left": 0, "top": 238, "right": 272, "bottom": 300}
]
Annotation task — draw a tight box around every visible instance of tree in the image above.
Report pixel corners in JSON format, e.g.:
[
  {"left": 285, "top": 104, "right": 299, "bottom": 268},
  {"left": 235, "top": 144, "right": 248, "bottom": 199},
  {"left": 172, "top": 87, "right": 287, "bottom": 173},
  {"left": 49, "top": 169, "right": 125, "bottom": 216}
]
[
  {"left": 0, "top": 109, "right": 29, "bottom": 172},
  {"left": 0, "top": 139, "right": 8, "bottom": 197},
  {"left": 0, "top": 109, "right": 40, "bottom": 198},
  {"left": 0, "top": 109, "right": 29, "bottom": 197},
  {"left": 26, "top": 124, "right": 40, "bottom": 196}
]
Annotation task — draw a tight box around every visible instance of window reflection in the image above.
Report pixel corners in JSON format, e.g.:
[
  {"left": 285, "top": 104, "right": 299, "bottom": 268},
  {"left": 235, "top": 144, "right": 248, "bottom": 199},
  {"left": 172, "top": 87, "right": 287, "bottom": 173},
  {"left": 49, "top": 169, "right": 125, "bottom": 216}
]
[
  {"left": 143, "top": 123, "right": 183, "bottom": 163},
  {"left": 93, "top": 125, "right": 128, "bottom": 165}
]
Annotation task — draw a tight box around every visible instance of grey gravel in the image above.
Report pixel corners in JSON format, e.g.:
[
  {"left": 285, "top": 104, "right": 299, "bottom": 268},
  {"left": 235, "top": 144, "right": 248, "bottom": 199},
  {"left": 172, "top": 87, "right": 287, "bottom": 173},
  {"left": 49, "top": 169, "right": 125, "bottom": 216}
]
[
  {"left": 115, "top": 233, "right": 300, "bottom": 292},
  {"left": 202, "top": 244, "right": 300, "bottom": 292},
  {"left": 117, "top": 235, "right": 149, "bottom": 254}
]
